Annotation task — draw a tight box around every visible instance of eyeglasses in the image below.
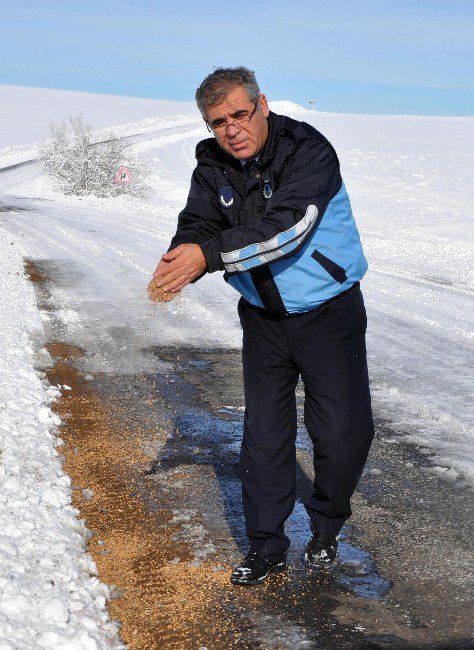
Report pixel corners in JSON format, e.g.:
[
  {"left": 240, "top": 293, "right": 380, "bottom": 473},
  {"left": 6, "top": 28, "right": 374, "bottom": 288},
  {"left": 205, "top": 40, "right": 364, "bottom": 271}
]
[{"left": 206, "top": 101, "right": 259, "bottom": 133}]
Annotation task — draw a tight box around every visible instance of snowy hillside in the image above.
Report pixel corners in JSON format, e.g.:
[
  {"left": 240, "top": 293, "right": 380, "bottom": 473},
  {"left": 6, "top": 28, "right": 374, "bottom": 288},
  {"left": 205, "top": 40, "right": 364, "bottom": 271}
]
[{"left": 0, "top": 85, "right": 472, "bottom": 647}]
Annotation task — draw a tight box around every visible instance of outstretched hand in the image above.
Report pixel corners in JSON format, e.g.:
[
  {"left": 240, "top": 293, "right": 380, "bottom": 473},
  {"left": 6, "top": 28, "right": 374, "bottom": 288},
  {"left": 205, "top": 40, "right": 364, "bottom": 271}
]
[{"left": 150, "top": 243, "right": 207, "bottom": 297}]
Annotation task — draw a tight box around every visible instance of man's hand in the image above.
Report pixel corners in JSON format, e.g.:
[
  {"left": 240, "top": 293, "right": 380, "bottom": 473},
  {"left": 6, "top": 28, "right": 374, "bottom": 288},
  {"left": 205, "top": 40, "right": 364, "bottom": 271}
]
[{"left": 151, "top": 243, "right": 207, "bottom": 294}]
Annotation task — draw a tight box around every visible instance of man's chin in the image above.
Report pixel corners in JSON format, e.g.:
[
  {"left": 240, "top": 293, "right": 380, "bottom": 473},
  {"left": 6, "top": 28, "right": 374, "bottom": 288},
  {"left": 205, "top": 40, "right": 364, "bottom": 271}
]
[{"left": 228, "top": 143, "right": 254, "bottom": 160}]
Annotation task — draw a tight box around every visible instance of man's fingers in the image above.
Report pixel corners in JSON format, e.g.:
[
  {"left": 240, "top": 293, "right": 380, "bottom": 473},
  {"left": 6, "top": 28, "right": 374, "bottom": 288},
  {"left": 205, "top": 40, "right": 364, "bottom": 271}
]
[
  {"left": 161, "top": 274, "right": 190, "bottom": 293},
  {"left": 153, "top": 258, "right": 177, "bottom": 277},
  {"left": 153, "top": 258, "right": 185, "bottom": 280},
  {"left": 161, "top": 245, "right": 184, "bottom": 263},
  {"left": 153, "top": 244, "right": 206, "bottom": 284},
  {"left": 153, "top": 266, "right": 186, "bottom": 286},
  {"left": 152, "top": 247, "right": 184, "bottom": 278},
  {"left": 168, "top": 279, "right": 190, "bottom": 294},
  {"left": 161, "top": 249, "right": 179, "bottom": 261}
]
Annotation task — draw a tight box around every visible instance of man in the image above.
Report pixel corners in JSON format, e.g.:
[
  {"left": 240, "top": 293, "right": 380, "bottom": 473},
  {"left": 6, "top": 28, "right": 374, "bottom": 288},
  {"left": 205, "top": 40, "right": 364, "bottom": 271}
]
[{"left": 150, "top": 67, "right": 374, "bottom": 586}]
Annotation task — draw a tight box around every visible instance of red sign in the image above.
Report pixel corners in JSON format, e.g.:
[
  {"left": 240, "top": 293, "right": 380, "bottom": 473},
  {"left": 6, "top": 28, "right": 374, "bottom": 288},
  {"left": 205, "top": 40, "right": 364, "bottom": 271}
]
[{"left": 114, "top": 166, "right": 132, "bottom": 183}]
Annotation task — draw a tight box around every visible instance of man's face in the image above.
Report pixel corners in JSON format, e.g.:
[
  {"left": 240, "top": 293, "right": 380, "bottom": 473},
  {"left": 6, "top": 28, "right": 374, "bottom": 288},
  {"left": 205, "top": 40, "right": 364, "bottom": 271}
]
[{"left": 204, "top": 86, "right": 270, "bottom": 160}]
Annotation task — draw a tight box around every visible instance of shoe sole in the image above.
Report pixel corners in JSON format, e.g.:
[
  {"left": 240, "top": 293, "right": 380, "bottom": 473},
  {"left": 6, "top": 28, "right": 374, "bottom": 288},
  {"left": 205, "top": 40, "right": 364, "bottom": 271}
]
[{"left": 230, "top": 561, "right": 286, "bottom": 586}]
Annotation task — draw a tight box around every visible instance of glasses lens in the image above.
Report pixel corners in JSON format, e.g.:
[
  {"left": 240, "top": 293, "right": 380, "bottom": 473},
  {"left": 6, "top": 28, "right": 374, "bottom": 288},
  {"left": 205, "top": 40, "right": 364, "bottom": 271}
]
[
  {"left": 213, "top": 114, "right": 246, "bottom": 132},
  {"left": 210, "top": 103, "right": 257, "bottom": 133}
]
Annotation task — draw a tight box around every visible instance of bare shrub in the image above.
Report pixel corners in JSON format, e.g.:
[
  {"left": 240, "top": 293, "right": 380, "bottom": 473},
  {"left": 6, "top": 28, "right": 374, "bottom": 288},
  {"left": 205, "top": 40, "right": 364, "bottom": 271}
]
[{"left": 39, "top": 114, "right": 149, "bottom": 198}]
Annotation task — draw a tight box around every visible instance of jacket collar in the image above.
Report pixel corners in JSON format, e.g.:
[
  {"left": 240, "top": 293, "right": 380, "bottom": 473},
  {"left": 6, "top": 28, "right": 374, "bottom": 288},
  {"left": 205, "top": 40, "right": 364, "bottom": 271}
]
[{"left": 256, "top": 111, "right": 280, "bottom": 168}]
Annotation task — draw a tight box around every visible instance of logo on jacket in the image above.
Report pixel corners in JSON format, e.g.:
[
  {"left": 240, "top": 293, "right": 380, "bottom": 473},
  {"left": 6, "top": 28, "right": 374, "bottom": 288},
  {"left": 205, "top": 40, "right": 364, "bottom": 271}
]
[
  {"left": 218, "top": 185, "right": 234, "bottom": 208},
  {"left": 262, "top": 178, "right": 273, "bottom": 200}
]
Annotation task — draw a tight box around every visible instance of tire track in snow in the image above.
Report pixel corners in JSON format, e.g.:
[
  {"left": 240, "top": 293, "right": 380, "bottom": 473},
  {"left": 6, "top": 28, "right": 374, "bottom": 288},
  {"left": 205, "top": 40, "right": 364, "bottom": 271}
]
[{"left": 370, "top": 263, "right": 473, "bottom": 297}]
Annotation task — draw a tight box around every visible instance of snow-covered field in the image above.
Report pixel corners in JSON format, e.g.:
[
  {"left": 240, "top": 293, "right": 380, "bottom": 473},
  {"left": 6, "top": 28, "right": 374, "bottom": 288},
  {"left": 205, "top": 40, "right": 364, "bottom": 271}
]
[{"left": 0, "top": 84, "right": 472, "bottom": 647}]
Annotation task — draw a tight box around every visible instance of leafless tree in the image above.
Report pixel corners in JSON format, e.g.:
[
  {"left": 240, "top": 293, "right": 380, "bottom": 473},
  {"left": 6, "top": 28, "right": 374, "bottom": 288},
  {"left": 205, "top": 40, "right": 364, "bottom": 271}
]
[{"left": 39, "top": 114, "right": 149, "bottom": 198}]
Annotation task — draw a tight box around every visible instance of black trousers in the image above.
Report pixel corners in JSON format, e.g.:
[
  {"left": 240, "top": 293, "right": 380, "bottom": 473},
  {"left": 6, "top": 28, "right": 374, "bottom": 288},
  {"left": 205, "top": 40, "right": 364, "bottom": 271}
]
[{"left": 237, "top": 284, "right": 375, "bottom": 559}]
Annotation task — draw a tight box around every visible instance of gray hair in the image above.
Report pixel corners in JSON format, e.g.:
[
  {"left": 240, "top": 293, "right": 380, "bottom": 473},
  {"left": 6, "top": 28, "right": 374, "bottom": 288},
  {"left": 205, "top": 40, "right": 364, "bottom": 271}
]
[{"left": 195, "top": 67, "right": 261, "bottom": 118}]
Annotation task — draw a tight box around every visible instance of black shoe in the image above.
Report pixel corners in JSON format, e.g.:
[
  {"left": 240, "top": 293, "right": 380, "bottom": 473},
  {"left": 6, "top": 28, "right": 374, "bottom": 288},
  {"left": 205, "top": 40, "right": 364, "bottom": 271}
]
[
  {"left": 230, "top": 552, "right": 287, "bottom": 585},
  {"left": 305, "top": 531, "right": 339, "bottom": 569}
]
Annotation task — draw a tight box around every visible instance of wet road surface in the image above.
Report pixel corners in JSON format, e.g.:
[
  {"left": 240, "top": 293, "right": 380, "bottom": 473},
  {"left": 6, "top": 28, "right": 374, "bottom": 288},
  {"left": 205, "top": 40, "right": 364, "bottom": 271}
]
[{"left": 28, "top": 260, "right": 474, "bottom": 649}]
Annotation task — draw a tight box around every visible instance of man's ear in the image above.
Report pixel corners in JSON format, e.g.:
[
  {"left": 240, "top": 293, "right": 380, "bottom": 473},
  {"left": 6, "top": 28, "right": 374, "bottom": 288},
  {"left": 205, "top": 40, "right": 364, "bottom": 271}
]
[{"left": 260, "top": 94, "right": 270, "bottom": 118}]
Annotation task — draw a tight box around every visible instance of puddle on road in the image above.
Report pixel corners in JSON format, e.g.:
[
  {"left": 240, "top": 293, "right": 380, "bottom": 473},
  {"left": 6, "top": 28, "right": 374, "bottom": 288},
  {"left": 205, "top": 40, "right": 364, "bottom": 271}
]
[
  {"left": 150, "top": 347, "right": 474, "bottom": 648},
  {"left": 337, "top": 535, "right": 390, "bottom": 600},
  {"left": 151, "top": 382, "right": 391, "bottom": 603},
  {"left": 145, "top": 348, "right": 398, "bottom": 646},
  {"left": 47, "top": 341, "right": 85, "bottom": 360},
  {"left": 24, "top": 259, "right": 48, "bottom": 283}
]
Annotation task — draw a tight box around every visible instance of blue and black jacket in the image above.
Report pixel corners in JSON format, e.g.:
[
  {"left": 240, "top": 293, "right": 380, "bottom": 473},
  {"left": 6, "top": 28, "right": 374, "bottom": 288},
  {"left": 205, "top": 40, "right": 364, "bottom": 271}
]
[{"left": 169, "top": 111, "right": 368, "bottom": 315}]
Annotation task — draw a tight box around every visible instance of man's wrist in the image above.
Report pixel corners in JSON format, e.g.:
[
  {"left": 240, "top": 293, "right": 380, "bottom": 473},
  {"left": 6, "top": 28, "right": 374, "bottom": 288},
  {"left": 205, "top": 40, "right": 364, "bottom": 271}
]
[{"left": 199, "top": 240, "right": 223, "bottom": 273}]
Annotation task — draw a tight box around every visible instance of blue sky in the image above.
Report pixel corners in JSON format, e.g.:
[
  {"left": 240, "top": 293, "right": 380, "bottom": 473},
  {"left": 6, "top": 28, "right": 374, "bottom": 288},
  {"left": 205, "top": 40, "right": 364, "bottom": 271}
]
[{"left": 1, "top": 0, "right": 473, "bottom": 115}]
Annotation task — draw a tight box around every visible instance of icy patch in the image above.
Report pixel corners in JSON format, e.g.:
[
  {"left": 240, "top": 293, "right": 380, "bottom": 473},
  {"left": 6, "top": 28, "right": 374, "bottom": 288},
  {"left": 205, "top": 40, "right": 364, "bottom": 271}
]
[
  {"left": 246, "top": 610, "right": 314, "bottom": 648},
  {"left": 170, "top": 508, "right": 217, "bottom": 565},
  {"left": 422, "top": 465, "right": 461, "bottom": 483},
  {"left": 372, "top": 382, "right": 473, "bottom": 487},
  {"left": 337, "top": 531, "right": 391, "bottom": 599}
]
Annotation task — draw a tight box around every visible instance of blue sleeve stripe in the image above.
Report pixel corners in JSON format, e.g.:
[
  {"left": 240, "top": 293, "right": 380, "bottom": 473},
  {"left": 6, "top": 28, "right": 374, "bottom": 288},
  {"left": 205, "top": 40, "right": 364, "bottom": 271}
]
[
  {"left": 221, "top": 205, "right": 318, "bottom": 270},
  {"left": 223, "top": 210, "right": 317, "bottom": 273}
]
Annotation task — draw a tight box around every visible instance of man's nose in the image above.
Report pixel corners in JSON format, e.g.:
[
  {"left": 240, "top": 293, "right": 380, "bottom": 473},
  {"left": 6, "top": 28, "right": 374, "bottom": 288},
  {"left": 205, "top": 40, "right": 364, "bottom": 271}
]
[{"left": 226, "top": 122, "right": 240, "bottom": 137}]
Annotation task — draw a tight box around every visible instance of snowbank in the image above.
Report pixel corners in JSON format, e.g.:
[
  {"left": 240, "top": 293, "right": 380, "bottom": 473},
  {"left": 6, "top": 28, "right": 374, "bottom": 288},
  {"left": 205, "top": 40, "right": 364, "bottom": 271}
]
[
  {"left": 269, "top": 100, "right": 309, "bottom": 116},
  {"left": 0, "top": 231, "right": 124, "bottom": 649}
]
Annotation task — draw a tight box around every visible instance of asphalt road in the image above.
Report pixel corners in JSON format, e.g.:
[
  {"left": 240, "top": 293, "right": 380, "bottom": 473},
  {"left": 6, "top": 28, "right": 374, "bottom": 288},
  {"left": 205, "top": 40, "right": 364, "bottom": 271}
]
[{"left": 29, "top": 258, "right": 474, "bottom": 650}]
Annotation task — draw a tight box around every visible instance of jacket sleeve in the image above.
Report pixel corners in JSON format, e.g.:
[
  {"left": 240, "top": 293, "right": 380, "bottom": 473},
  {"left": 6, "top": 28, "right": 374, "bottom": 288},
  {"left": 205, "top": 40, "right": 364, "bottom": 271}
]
[
  {"left": 200, "top": 139, "right": 340, "bottom": 274},
  {"left": 168, "top": 166, "right": 225, "bottom": 255}
]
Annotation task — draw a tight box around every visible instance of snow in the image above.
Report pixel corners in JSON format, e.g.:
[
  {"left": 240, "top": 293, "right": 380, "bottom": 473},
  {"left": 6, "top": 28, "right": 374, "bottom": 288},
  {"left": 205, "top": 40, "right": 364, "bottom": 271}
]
[
  {"left": 0, "top": 85, "right": 472, "bottom": 643},
  {"left": 0, "top": 234, "right": 124, "bottom": 647}
]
